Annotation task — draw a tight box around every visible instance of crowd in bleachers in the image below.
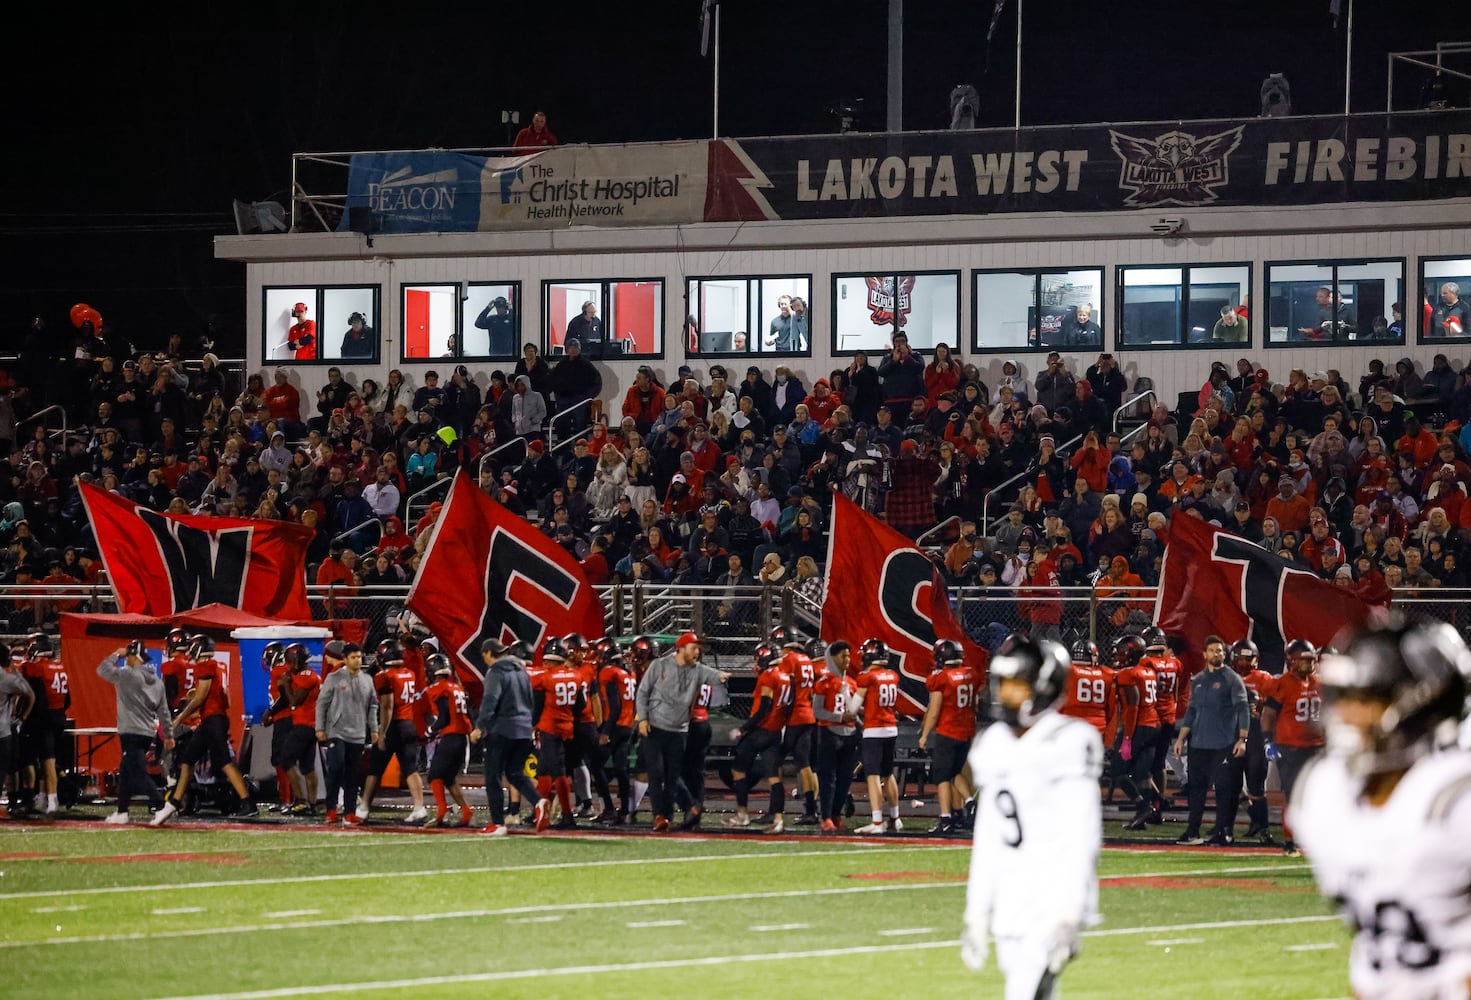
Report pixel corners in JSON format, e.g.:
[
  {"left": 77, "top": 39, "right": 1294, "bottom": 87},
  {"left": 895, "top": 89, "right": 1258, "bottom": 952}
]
[{"left": 5, "top": 313, "right": 1471, "bottom": 634}]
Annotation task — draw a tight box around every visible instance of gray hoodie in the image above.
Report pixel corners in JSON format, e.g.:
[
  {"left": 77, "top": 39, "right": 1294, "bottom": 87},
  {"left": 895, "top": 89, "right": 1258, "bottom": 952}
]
[
  {"left": 476, "top": 656, "right": 534, "bottom": 739},
  {"left": 96, "top": 655, "right": 173, "bottom": 740},
  {"left": 635, "top": 653, "right": 726, "bottom": 733},
  {"left": 315, "top": 665, "right": 379, "bottom": 743}
]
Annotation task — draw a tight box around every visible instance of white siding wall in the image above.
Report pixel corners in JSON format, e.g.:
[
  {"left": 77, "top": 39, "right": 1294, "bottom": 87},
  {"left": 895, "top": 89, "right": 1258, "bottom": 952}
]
[{"left": 228, "top": 201, "right": 1471, "bottom": 414}]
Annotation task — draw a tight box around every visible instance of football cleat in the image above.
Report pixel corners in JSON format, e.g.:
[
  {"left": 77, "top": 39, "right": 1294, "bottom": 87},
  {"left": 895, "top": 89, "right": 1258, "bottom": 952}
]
[
  {"left": 406, "top": 807, "right": 428, "bottom": 824},
  {"left": 1175, "top": 833, "right": 1206, "bottom": 846},
  {"left": 324, "top": 809, "right": 339, "bottom": 824},
  {"left": 820, "top": 819, "right": 837, "bottom": 834},
  {"left": 594, "top": 809, "right": 619, "bottom": 825},
  {"left": 1123, "top": 816, "right": 1149, "bottom": 831},
  {"left": 1205, "top": 830, "right": 1233, "bottom": 847},
  {"left": 677, "top": 806, "right": 703, "bottom": 832},
  {"left": 763, "top": 815, "right": 784, "bottom": 834},
  {"left": 927, "top": 817, "right": 955, "bottom": 836},
  {"left": 149, "top": 801, "right": 178, "bottom": 827},
  {"left": 722, "top": 811, "right": 751, "bottom": 828},
  {"left": 652, "top": 815, "right": 671, "bottom": 833},
  {"left": 576, "top": 799, "right": 594, "bottom": 819},
  {"left": 457, "top": 806, "right": 474, "bottom": 828},
  {"left": 1282, "top": 840, "right": 1302, "bottom": 857},
  {"left": 855, "top": 821, "right": 885, "bottom": 835},
  {"left": 885, "top": 816, "right": 903, "bottom": 834},
  {"left": 288, "top": 801, "right": 313, "bottom": 816},
  {"left": 533, "top": 799, "right": 551, "bottom": 833},
  {"left": 794, "top": 812, "right": 820, "bottom": 826},
  {"left": 479, "top": 823, "right": 507, "bottom": 837},
  {"left": 104, "top": 811, "right": 130, "bottom": 825},
  {"left": 354, "top": 804, "right": 370, "bottom": 821},
  {"left": 344, "top": 814, "right": 364, "bottom": 826}
]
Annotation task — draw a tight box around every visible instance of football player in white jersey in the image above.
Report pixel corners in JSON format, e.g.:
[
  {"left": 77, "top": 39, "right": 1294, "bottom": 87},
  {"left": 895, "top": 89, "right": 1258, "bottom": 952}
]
[
  {"left": 1294, "top": 620, "right": 1471, "bottom": 1000},
  {"left": 961, "top": 634, "right": 1104, "bottom": 1000}
]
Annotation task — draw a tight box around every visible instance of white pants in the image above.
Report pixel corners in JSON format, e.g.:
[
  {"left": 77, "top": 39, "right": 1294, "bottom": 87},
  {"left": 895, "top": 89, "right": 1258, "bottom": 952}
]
[{"left": 995, "top": 936, "right": 1061, "bottom": 1000}]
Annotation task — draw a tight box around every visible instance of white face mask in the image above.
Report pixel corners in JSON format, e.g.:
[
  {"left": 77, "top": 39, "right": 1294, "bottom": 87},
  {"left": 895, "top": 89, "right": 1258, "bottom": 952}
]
[
  {"left": 777, "top": 375, "right": 788, "bottom": 384},
  {"left": 1017, "top": 553, "right": 1030, "bottom": 562}
]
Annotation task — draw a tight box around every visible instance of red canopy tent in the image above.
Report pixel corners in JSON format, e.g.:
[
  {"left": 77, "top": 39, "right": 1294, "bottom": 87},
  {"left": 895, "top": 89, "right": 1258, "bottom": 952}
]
[{"left": 60, "top": 604, "right": 367, "bottom": 774}]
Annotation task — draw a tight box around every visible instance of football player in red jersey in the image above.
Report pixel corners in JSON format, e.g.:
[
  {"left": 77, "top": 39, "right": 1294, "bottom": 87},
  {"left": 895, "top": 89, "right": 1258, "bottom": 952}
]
[
  {"left": 358, "top": 639, "right": 429, "bottom": 824},
  {"left": 20, "top": 633, "right": 69, "bottom": 814},
  {"left": 1060, "top": 640, "right": 1114, "bottom": 739},
  {"left": 281, "top": 644, "right": 321, "bottom": 816},
  {"left": 531, "top": 636, "right": 585, "bottom": 831},
  {"left": 259, "top": 641, "right": 294, "bottom": 810},
  {"left": 814, "top": 641, "right": 860, "bottom": 833},
  {"left": 1215, "top": 638, "right": 1276, "bottom": 845},
  {"left": 774, "top": 628, "right": 823, "bottom": 826},
  {"left": 854, "top": 638, "right": 903, "bottom": 835},
  {"left": 1260, "top": 639, "right": 1326, "bottom": 855},
  {"left": 1113, "top": 634, "right": 1162, "bottom": 832},
  {"left": 422, "top": 654, "right": 476, "bottom": 828},
  {"left": 624, "top": 636, "right": 657, "bottom": 822},
  {"left": 920, "top": 639, "right": 982, "bottom": 835},
  {"left": 598, "top": 641, "right": 638, "bottom": 824},
  {"left": 1141, "top": 626, "right": 1183, "bottom": 824},
  {"left": 724, "top": 643, "right": 792, "bottom": 832},
  {"left": 151, "top": 635, "right": 258, "bottom": 824},
  {"left": 563, "top": 633, "right": 614, "bottom": 821}
]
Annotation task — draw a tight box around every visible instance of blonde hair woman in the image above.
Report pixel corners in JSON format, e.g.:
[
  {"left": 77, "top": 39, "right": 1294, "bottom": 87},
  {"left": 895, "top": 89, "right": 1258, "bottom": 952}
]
[{"left": 586, "top": 443, "right": 628, "bottom": 517}]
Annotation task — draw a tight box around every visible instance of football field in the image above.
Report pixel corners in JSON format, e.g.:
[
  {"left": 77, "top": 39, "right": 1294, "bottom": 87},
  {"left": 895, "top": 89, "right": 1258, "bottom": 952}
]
[{"left": 0, "top": 819, "right": 1348, "bottom": 999}]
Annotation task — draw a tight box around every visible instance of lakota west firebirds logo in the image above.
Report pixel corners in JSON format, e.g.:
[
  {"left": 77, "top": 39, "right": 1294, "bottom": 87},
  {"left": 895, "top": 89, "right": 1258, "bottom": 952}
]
[
  {"left": 1108, "top": 126, "right": 1244, "bottom": 207},
  {"left": 865, "top": 276, "right": 916, "bottom": 327}
]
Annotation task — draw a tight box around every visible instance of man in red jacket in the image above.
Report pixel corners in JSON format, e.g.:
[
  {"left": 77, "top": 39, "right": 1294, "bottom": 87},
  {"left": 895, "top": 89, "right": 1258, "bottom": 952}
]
[{"left": 621, "top": 366, "right": 666, "bottom": 435}]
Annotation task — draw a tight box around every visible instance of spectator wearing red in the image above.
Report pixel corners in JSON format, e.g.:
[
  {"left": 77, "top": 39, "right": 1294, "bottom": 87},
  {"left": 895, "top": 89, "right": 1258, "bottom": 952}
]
[
  {"left": 1297, "top": 510, "right": 1345, "bottom": 573},
  {"left": 885, "top": 440, "right": 940, "bottom": 538},
  {"left": 1265, "top": 475, "right": 1311, "bottom": 533},
  {"left": 1395, "top": 412, "right": 1439, "bottom": 470},
  {"left": 621, "top": 367, "right": 665, "bottom": 435},
  {"left": 922, "top": 344, "right": 962, "bottom": 406},
  {"left": 1158, "top": 461, "right": 1200, "bottom": 503},
  {"left": 802, "top": 380, "right": 840, "bottom": 425},
  {"left": 512, "top": 111, "right": 558, "bottom": 149},
  {"left": 1068, "top": 430, "right": 1110, "bottom": 493}
]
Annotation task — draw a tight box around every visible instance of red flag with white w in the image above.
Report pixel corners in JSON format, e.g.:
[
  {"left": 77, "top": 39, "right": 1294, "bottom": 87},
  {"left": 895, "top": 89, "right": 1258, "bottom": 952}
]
[
  {"left": 1157, "top": 512, "right": 1374, "bottom": 673},
  {"left": 407, "top": 472, "right": 604, "bottom": 693},
  {"left": 821, "top": 491, "right": 988, "bottom": 714},
  {"left": 79, "top": 481, "right": 311, "bottom": 619}
]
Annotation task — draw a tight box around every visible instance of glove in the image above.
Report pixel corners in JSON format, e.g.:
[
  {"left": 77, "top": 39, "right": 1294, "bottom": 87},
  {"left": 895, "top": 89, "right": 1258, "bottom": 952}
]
[
  {"left": 959, "top": 920, "right": 989, "bottom": 972},
  {"left": 1119, "top": 737, "right": 1133, "bottom": 762},
  {"left": 1264, "top": 740, "right": 1280, "bottom": 762},
  {"left": 1044, "top": 921, "right": 1081, "bottom": 973}
]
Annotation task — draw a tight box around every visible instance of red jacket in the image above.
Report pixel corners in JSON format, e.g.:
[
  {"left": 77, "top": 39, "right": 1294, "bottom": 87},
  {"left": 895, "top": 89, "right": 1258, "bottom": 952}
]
[
  {"left": 622, "top": 384, "right": 666, "bottom": 426},
  {"left": 1069, "top": 446, "right": 1111, "bottom": 494}
]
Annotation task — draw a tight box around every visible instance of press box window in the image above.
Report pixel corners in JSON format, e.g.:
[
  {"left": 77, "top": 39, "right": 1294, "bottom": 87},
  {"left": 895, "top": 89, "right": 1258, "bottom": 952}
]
[
  {"left": 973, "top": 268, "right": 1102, "bottom": 352},
  {"left": 1421, "top": 257, "right": 1471, "bottom": 343},
  {"left": 545, "top": 279, "right": 664, "bottom": 359},
  {"left": 1267, "top": 259, "right": 1405, "bottom": 346},
  {"left": 686, "top": 276, "right": 813, "bottom": 355},
  {"left": 832, "top": 271, "right": 959, "bottom": 353},
  {"left": 263, "top": 285, "right": 380, "bottom": 365},
  {"left": 1118, "top": 264, "right": 1250, "bottom": 348}
]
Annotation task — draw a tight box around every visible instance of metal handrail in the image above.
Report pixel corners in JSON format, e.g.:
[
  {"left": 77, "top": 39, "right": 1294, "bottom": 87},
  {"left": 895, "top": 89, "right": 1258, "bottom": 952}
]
[
  {"left": 403, "top": 476, "right": 453, "bottom": 528},
  {"left": 979, "top": 432, "right": 1082, "bottom": 536},
  {"left": 1119, "top": 421, "right": 1151, "bottom": 447},
  {"left": 915, "top": 516, "right": 961, "bottom": 548},
  {"left": 330, "top": 517, "right": 384, "bottom": 551},
  {"left": 23, "top": 404, "right": 67, "bottom": 445},
  {"left": 545, "top": 398, "right": 593, "bottom": 452},
  {"left": 1113, "top": 389, "right": 1157, "bottom": 433}
]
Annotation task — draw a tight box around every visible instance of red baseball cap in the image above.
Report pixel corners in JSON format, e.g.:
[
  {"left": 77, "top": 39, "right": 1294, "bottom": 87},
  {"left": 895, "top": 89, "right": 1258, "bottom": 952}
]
[
  {"left": 292, "top": 302, "right": 308, "bottom": 314},
  {"left": 675, "top": 631, "right": 701, "bottom": 649}
]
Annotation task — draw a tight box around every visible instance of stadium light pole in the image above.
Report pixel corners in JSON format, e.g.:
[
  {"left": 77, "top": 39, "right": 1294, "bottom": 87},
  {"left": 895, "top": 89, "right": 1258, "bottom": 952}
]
[
  {"left": 1014, "top": 0, "right": 1024, "bottom": 128},
  {"left": 887, "top": 0, "right": 902, "bottom": 133},
  {"left": 702, "top": 0, "right": 721, "bottom": 138}
]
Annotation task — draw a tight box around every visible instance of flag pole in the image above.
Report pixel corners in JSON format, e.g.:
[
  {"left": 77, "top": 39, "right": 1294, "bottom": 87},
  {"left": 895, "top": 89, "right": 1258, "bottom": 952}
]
[
  {"left": 1013, "top": 0, "right": 1023, "bottom": 128},
  {"left": 1343, "top": 0, "right": 1353, "bottom": 115},
  {"left": 713, "top": 2, "right": 721, "bottom": 138}
]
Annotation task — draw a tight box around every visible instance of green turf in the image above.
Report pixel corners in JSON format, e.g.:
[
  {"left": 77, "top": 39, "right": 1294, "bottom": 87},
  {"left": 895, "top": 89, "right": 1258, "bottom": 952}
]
[{"left": 0, "top": 822, "right": 1349, "bottom": 1000}]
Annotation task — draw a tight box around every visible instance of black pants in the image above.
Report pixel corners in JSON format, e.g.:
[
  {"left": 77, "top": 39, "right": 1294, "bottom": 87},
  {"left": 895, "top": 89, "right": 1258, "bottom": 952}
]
[
  {"left": 643, "top": 727, "right": 692, "bottom": 821},
  {"left": 683, "top": 719, "right": 712, "bottom": 808},
  {"left": 817, "top": 729, "right": 861, "bottom": 821},
  {"left": 118, "top": 733, "right": 163, "bottom": 813},
  {"left": 605, "top": 726, "right": 633, "bottom": 815},
  {"left": 323, "top": 740, "right": 364, "bottom": 815},
  {"left": 1277, "top": 745, "right": 1321, "bottom": 809},
  {"left": 1220, "top": 728, "right": 1268, "bottom": 833},
  {"left": 1184, "top": 746, "right": 1234, "bottom": 837},
  {"left": 485, "top": 735, "right": 540, "bottom": 825},
  {"left": 572, "top": 721, "right": 613, "bottom": 809}
]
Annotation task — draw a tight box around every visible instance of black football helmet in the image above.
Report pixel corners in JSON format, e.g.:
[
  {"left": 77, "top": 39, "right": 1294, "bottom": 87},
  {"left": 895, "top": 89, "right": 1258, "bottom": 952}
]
[
  {"left": 262, "top": 641, "right": 286, "bottom": 671},
  {"left": 859, "top": 638, "right": 891, "bottom": 668},
  {"left": 376, "top": 638, "right": 405, "bottom": 667},
  {"left": 806, "top": 638, "right": 827, "bottom": 660},
  {"left": 165, "top": 627, "right": 191, "bottom": 655},
  {"left": 541, "top": 636, "right": 570, "bottom": 663},
  {"left": 628, "top": 636, "right": 659, "bottom": 668},
  {"left": 768, "top": 625, "right": 803, "bottom": 650},
  {"left": 284, "top": 643, "right": 311, "bottom": 672},
  {"left": 932, "top": 638, "right": 966, "bottom": 671},
  {"left": 754, "top": 643, "right": 782, "bottom": 672},
  {"left": 1285, "top": 638, "right": 1318, "bottom": 677},
  {"left": 1070, "top": 639, "right": 1100, "bottom": 667},
  {"left": 187, "top": 634, "right": 216, "bottom": 660},
  {"left": 562, "top": 633, "right": 588, "bottom": 659},
  {"left": 989, "top": 634, "right": 1070, "bottom": 726},
  {"left": 1319, "top": 620, "right": 1471, "bottom": 777},
  {"left": 508, "top": 640, "right": 535, "bottom": 661},
  {"left": 1142, "top": 626, "right": 1167, "bottom": 651},
  {"left": 26, "top": 632, "right": 52, "bottom": 659},
  {"left": 427, "top": 653, "right": 453, "bottom": 677},
  {"left": 1230, "top": 639, "right": 1260, "bottom": 676},
  {"left": 1111, "top": 634, "right": 1146, "bottom": 670}
]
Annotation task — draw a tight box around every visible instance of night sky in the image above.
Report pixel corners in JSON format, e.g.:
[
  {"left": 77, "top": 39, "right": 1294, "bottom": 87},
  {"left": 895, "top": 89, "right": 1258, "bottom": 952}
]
[{"left": 2, "top": 0, "right": 1458, "bottom": 358}]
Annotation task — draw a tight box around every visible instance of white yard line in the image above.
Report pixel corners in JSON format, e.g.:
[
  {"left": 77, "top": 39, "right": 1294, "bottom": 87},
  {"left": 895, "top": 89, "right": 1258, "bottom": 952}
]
[
  {"left": 506, "top": 915, "right": 564, "bottom": 924},
  {"left": 626, "top": 920, "right": 685, "bottom": 928},
  {"left": 749, "top": 923, "right": 808, "bottom": 932},
  {"left": 1145, "top": 938, "right": 1204, "bottom": 946},
  {"left": 876, "top": 928, "right": 934, "bottom": 936},
  {"left": 148, "top": 914, "right": 1348, "bottom": 1000},
  {"left": 261, "top": 910, "right": 319, "bottom": 919},
  {"left": 150, "top": 908, "right": 204, "bottom": 916},
  {"left": 1286, "top": 943, "right": 1340, "bottom": 952},
  {"left": 29, "top": 906, "right": 85, "bottom": 914},
  {"left": 0, "top": 845, "right": 936, "bottom": 901}
]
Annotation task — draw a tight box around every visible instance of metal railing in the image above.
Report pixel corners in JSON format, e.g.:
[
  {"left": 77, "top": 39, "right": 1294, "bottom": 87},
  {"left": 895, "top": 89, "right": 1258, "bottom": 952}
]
[
  {"left": 980, "top": 432, "right": 1082, "bottom": 536},
  {"left": 330, "top": 517, "right": 384, "bottom": 552},
  {"left": 1113, "top": 388, "right": 1156, "bottom": 433},
  {"left": 403, "top": 476, "right": 453, "bottom": 533},
  {"left": 22, "top": 404, "right": 67, "bottom": 445},
  {"left": 915, "top": 516, "right": 961, "bottom": 549},
  {"left": 545, "top": 398, "right": 594, "bottom": 453}
]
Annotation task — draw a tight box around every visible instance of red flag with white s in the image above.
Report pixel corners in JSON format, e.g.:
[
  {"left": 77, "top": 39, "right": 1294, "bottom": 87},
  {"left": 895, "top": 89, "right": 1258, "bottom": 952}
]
[{"left": 820, "top": 491, "right": 988, "bottom": 714}]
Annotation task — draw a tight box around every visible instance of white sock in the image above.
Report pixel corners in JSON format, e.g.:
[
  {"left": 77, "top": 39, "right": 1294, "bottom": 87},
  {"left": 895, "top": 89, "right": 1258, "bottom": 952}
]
[
  {"left": 631, "top": 780, "right": 649, "bottom": 812},
  {"left": 47, "top": 794, "right": 58, "bottom": 809},
  {"left": 872, "top": 811, "right": 883, "bottom": 824},
  {"left": 573, "top": 765, "right": 591, "bottom": 802},
  {"left": 887, "top": 804, "right": 900, "bottom": 819}
]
